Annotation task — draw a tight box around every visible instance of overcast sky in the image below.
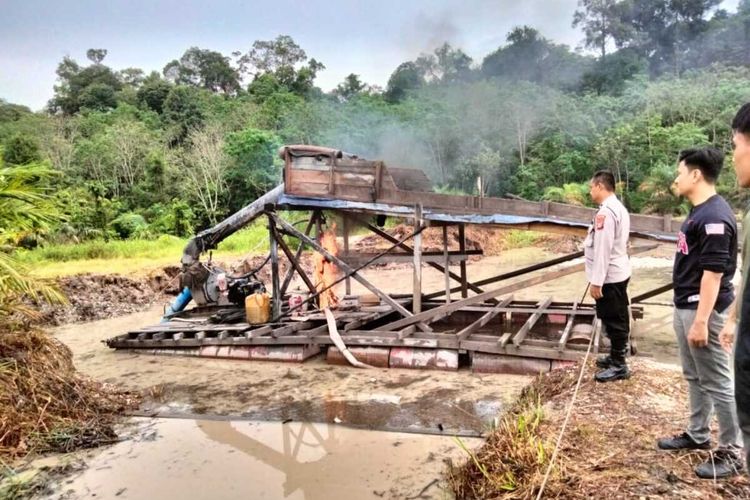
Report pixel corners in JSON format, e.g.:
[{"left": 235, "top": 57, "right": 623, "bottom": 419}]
[{"left": 1, "top": 0, "right": 741, "bottom": 111}]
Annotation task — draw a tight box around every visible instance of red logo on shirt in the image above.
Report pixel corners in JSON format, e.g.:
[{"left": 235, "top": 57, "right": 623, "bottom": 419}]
[
  {"left": 676, "top": 231, "right": 689, "bottom": 255},
  {"left": 595, "top": 214, "right": 606, "bottom": 230}
]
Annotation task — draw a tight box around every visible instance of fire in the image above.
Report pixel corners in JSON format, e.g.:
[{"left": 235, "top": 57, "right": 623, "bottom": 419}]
[{"left": 314, "top": 223, "right": 340, "bottom": 309}]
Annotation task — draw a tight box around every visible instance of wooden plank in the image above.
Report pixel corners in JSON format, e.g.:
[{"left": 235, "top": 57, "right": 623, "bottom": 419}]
[
  {"left": 269, "top": 215, "right": 280, "bottom": 318},
  {"left": 459, "top": 224, "right": 468, "bottom": 298},
  {"left": 363, "top": 222, "right": 485, "bottom": 295},
  {"left": 246, "top": 325, "right": 274, "bottom": 338},
  {"left": 271, "top": 213, "right": 433, "bottom": 332},
  {"left": 511, "top": 297, "right": 553, "bottom": 347},
  {"left": 379, "top": 262, "right": 585, "bottom": 332},
  {"left": 443, "top": 225, "right": 451, "bottom": 303},
  {"left": 273, "top": 225, "right": 317, "bottom": 297},
  {"left": 424, "top": 249, "right": 583, "bottom": 300},
  {"left": 339, "top": 252, "right": 475, "bottom": 265},
  {"left": 557, "top": 301, "right": 579, "bottom": 351},
  {"left": 413, "top": 203, "right": 423, "bottom": 315},
  {"left": 456, "top": 295, "right": 514, "bottom": 340},
  {"left": 343, "top": 214, "right": 351, "bottom": 295},
  {"left": 497, "top": 332, "right": 513, "bottom": 348},
  {"left": 271, "top": 321, "right": 313, "bottom": 338},
  {"left": 592, "top": 318, "right": 602, "bottom": 354},
  {"left": 631, "top": 282, "right": 674, "bottom": 303},
  {"left": 280, "top": 215, "right": 315, "bottom": 296}
]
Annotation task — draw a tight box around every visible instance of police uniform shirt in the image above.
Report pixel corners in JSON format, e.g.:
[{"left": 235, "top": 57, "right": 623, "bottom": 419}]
[
  {"left": 673, "top": 194, "right": 737, "bottom": 311},
  {"left": 584, "top": 194, "right": 631, "bottom": 286}
]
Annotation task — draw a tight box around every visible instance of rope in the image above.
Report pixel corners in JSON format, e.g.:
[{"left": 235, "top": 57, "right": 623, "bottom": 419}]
[{"left": 535, "top": 283, "right": 594, "bottom": 500}]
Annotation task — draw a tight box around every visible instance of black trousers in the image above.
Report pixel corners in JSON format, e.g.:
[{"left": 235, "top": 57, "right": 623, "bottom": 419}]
[
  {"left": 594, "top": 278, "right": 630, "bottom": 362},
  {"left": 735, "top": 341, "right": 750, "bottom": 466}
]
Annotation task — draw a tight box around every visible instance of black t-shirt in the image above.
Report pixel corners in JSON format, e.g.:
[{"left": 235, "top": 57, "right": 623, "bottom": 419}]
[{"left": 673, "top": 194, "right": 737, "bottom": 311}]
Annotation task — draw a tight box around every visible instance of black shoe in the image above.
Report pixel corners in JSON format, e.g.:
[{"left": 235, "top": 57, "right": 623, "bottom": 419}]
[
  {"left": 594, "top": 363, "right": 630, "bottom": 382},
  {"left": 657, "top": 432, "right": 712, "bottom": 451},
  {"left": 595, "top": 355, "right": 613, "bottom": 369},
  {"left": 695, "top": 448, "right": 744, "bottom": 479}
]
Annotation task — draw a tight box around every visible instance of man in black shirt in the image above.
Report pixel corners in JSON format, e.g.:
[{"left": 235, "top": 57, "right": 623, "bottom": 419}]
[{"left": 656, "top": 147, "right": 743, "bottom": 479}]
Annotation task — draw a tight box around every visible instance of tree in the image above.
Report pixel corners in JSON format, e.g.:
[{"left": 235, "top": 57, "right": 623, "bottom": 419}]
[
  {"left": 572, "top": 0, "right": 633, "bottom": 58},
  {"left": 86, "top": 49, "right": 108, "bottom": 65},
  {"left": 3, "top": 134, "right": 41, "bottom": 165},
  {"left": 333, "top": 74, "right": 368, "bottom": 101},
  {"left": 182, "top": 124, "right": 229, "bottom": 224},
  {"left": 163, "top": 47, "right": 241, "bottom": 94},
  {"left": 481, "top": 26, "right": 592, "bottom": 88},
  {"left": 48, "top": 52, "right": 122, "bottom": 115},
  {"left": 415, "top": 43, "right": 474, "bottom": 84},
  {"left": 162, "top": 85, "right": 205, "bottom": 145},
  {"left": 0, "top": 158, "right": 65, "bottom": 320},
  {"left": 238, "top": 35, "right": 325, "bottom": 97},
  {"left": 137, "top": 72, "right": 173, "bottom": 113},
  {"left": 385, "top": 62, "right": 425, "bottom": 102},
  {"left": 223, "top": 128, "right": 281, "bottom": 212}
]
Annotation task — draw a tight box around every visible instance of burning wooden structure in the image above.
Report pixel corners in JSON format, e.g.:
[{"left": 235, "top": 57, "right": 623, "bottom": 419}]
[{"left": 106, "top": 145, "right": 677, "bottom": 374}]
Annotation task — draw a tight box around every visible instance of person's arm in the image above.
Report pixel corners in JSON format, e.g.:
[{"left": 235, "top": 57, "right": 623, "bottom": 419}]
[
  {"left": 589, "top": 210, "right": 615, "bottom": 299},
  {"left": 719, "top": 295, "right": 738, "bottom": 353},
  {"left": 688, "top": 218, "right": 733, "bottom": 347},
  {"left": 688, "top": 271, "right": 722, "bottom": 347}
]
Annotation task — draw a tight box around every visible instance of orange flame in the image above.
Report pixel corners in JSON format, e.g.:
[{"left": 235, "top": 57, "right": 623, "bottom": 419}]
[{"left": 314, "top": 223, "right": 340, "bottom": 309}]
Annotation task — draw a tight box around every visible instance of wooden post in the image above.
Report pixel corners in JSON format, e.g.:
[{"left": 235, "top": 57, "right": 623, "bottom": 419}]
[
  {"left": 280, "top": 214, "right": 316, "bottom": 296},
  {"left": 413, "top": 204, "right": 423, "bottom": 314},
  {"left": 343, "top": 214, "right": 351, "bottom": 296},
  {"left": 268, "top": 214, "right": 281, "bottom": 319},
  {"left": 458, "top": 224, "right": 468, "bottom": 298},
  {"left": 443, "top": 225, "right": 451, "bottom": 304}
]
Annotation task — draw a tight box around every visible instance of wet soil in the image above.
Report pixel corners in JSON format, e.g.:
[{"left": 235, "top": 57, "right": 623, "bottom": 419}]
[{"left": 31, "top": 268, "right": 180, "bottom": 326}]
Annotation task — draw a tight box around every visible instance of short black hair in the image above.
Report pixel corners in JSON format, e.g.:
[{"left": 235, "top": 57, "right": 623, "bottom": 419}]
[
  {"left": 678, "top": 147, "right": 724, "bottom": 183},
  {"left": 591, "top": 170, "right": 615, "bottom": 191},
  {"left": 732, "top": 103, "right": 750, "bottom": 134}
]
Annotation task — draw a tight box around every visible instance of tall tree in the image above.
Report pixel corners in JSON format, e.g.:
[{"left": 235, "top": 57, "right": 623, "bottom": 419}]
[
  {"left": 163, "top": 47, "right": 241, "bottom": 94},
  {"left": 573, "top": 0, "right": 633, "bottom": 58},
  {"left": 239, "top": 35, "right": 325, "bottom": 97},
  {"left": 48, "top": 52, "right": 122, "bottom": 115}
]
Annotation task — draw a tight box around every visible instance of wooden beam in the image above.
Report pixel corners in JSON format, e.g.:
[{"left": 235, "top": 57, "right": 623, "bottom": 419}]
[
  {"left": 557, "top": 301, "right": 579, "bottom": 351},
  {"left": 379, "top": 262, "right": 585, "bottom": 332},
  {"left": 456, "top": 296, "right": 514, "bottom": 341},
  {"left": 511, "top": 297, "right": 553, "bottom": 347},
  {"left": 459, "top": 224, "right": 468, "bottom": 298},
  {"left": 268, "top": 214, "right": 280, "bottom": 318},
  {"left": 343, "top": 214, "right": 351, "bottom": 295},
  {"left": 269, "top": 212, "right": 433, "bottom": 332},
  {"left": 631, "top": 282, "right": 674, "bottom": 303},
  {"left": 272, "top": 225, "right": 316, "bottom": 297},
  {"left": 413, "top": 203, "right": 423, "bottom": 314},
  {"left": 443, "top": 225, "right": 451, "bottom": 304},
  {"left": 363, "top": 222, "right": 484, "bottom": 294},
  {"left": 280, "top": 215, "right": 315, "bottom": 296}
]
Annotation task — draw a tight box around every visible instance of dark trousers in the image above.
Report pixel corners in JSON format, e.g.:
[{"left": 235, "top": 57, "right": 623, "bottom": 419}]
[
  {"left": 735, "top": 342, "right": 750, "bottom": 465},
  {"left": 595, "top": 278, "right": 630, "bottom": 363}
]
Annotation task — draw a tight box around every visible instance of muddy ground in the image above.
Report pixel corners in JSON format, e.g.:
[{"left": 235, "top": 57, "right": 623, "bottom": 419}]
[{"left": 7, "top": 239, "right": 684, "bottom": 499}]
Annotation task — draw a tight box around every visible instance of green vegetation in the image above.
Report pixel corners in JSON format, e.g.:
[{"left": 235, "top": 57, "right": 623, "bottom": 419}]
[{"left": 2, "top": 2, "right": 750, "bottom": 267}]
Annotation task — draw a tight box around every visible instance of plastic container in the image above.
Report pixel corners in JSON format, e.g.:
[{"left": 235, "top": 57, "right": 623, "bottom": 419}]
[{"left": 246, "top": 292, "right": 271, "bottom": 324}]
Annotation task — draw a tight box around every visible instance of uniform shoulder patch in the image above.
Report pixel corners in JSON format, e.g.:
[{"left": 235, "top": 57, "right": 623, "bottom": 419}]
[
  {"left": 705, "top": 223, "right": 725, "bottom": 235},
  {"left": 595, "top": 214, "right": 606, "bottom": 230}
]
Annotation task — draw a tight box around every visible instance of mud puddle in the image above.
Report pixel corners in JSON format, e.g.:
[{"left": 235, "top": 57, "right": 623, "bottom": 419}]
[{"left": 37, "top": 417, "right": 478, "bottom": 500}]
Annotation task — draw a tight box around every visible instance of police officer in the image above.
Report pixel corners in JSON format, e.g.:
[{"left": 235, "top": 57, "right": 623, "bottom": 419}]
[{"left": 584, "top": 170, "right": 632, "bottom": 383}]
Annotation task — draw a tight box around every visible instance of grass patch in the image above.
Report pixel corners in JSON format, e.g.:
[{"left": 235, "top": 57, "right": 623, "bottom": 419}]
[
  {"left": 502, "top": 230, "right": 541, "bottom": 250},
  {"left": 15, "top": 220, "right": 275, "bottom": 278}
]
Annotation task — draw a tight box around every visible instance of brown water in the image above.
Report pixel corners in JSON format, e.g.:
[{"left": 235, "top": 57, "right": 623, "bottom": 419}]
[{"left": 38, "top": 417, "right": 479, "bottom": 500}]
